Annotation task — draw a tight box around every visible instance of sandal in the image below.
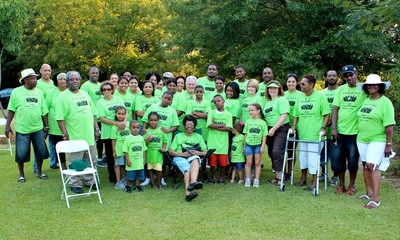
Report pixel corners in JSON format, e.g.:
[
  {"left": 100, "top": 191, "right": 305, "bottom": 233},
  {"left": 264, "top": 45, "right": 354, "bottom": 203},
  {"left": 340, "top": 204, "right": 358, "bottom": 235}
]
[
  {"left": 238, "top": 180, "right": 244, "bottom": 184},
  {"left": 207, "top": 179, "right": 215, "bottom": 185},
  {"left": 268, "top": 178, "right": 279, "bottom": 184},
  {"left": 358, "top": 194, "right": 372, "bottom": 200},
  {"left": 346, "top": 187, "right": 356, "bottom": 196},
  {"left": 364, "top": 200, "right": 380, "bottom": 209},
  {"left": 295, "top": 180, "right": 307, "bottom": 187},
  {"left": 37, "top": 173, "right": 48, "bottom": 179},
  {"left": 335, "top": 186, "right": 346, "bottom": 194},
  {"left": 17, "top": 176, "right": 26, "bottom": 183},
  {"left": 218, "top": 180, "right": 226, "bottom": 185}
]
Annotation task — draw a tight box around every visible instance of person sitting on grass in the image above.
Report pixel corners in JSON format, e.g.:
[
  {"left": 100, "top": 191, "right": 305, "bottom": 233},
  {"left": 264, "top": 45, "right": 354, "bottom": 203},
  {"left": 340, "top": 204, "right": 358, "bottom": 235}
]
[
  {"left": 168, "top": 115, "right": 208, "bottom": 202},
  {"left": 123, "top": 120, "right": 147, "bottom": 193}
]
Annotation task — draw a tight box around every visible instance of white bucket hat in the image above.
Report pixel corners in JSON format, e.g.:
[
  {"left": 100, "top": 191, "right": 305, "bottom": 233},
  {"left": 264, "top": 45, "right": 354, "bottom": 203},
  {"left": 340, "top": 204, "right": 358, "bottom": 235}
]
[
  {"left": 357, "top": 74, "right": 391, "bottom": 90},
  {"left": 19, "top": 68, "right": 39, "bottom": 83}
]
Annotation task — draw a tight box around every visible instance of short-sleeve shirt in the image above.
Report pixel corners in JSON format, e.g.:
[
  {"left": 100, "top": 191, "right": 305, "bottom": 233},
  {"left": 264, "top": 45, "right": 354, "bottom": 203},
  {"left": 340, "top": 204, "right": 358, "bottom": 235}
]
[
  {"left": 197, "top": 77, "right": 216, "bottom": 101},
  {"left": 135, "top": 95, "right": 160, "bottom": 125},
  {"left": 258, "top": 82, "right": 268, "bottom": 99},
  {"left": 241, "top": 95, "right": 265, "bottom": 123},
  {"left": 225, "top": 98, "right": 241, "bottom": 122},
  {"left": 263, "top": 97, "right": 290, "bottom": 127},
  {"left": 210, "top": 91, "right": 227, "bottom": 111},
  {"left": 80, "top": 80, "right": 102, "bottom": 106},
  {"left": 233, "top": 79, "right": 249, "bottom": 103},
  {"left": 143, "top": 128, "right": 168, "bottom": 164},
  {"left": 56, "top": 90, "right": 97, "bottom": 145},
  {"left": 357, "top": 96, "right": 395, "bottom": 143},
  {"left": 123, "top": 135, "right": 147, "bottom": 171},
  {"left": 169, "top": 132, "right": 207, "bottom": 153},
  {"left": 293, "top": 91, "right": 331, "bottom": 141},
  {"left": 111, "top": 122, "right": 130, "bottom": 157},
  {"left": 243, "top": 118, "right": 268, "bottom": 146},
  {"left": 8, "top": 86, "right": 49, "bottom": 134},
  {"left": 96, "top": 96, "right": 125, "bottom": 139},
  {"left": 46, "top": 87, "right": 65, "bottom": 135},
  {"left": 113, "top": 91, "right": 135, "bottom": 122},
  {"left": 207, "top": 110, "right": 233, "bottom": 154},
  {"left": 171, "top": 93, "right": 187, "bottom": 132},
  {"left": 186, "top": 99, "right": 211, "bottom": 140},
  {"left": 231, "top": 134, "right": 245, "bottom": 163},
  {"left": 284, "top": 90, "right": 301, "bottom": 126},
  {"left": 320, "top": 88, "right": 338, "bottom": 139},
  {"left": 36, "top": 78, "right": 55, "bottom": 98},
  {"left": 333, "top": 84, "right": 367, "bottom": 135}
]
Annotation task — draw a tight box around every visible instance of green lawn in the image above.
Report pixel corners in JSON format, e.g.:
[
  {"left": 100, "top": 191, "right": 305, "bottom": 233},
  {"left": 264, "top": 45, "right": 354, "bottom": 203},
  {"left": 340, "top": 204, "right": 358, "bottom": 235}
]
[{"left": 0, "top": 144, "right": 399, "bottom": 240}]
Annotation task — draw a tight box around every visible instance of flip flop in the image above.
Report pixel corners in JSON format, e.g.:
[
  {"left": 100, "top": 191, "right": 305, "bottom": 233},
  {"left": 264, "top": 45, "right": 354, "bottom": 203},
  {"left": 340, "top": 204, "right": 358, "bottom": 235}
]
[
  {"left": 185, "top": 192, "right": 198, "bottom": 202},
  {"left": 364, "top": 200, "right": 380, "bottom": 209},
  {"left": 37, "top": 173, "right": 48, "bottom": 179},
  {"left": 358, "top": 194, "right": 372, "bottom": 200},
  {"left": 17, "top": 176, "right": 26, "bottom": 183},
  {"left": 187, "top": 182, "right": 203, "bottom": 191}
]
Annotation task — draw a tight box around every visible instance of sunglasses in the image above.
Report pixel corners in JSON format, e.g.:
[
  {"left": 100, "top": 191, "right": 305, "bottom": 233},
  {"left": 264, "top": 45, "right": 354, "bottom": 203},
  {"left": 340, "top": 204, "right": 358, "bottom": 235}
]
[
  {"left": 343, "top": 73, "right": 354, "bottom": 78},
  {"left": 102, "top": 88, "right": 112, "bottom": 92},
  {"left": 287, "top": 73, "right": 297, "bottom": 78}
]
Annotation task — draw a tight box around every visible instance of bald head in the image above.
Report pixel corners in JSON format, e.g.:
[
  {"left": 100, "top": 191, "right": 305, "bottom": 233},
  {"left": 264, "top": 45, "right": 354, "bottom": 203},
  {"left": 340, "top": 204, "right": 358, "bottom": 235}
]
[{"left": 40, "top": 64, "right": 52, "bottom": 81}]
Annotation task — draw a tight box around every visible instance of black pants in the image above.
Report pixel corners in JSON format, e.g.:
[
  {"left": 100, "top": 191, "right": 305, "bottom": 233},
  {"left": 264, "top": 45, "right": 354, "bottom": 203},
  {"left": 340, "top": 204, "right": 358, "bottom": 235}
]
[
  {"left": 267, "top": 124, "right": 289, "bottom": 172},
  {"left": 103, "top": 138, "right": 116, "bottom": 183}
]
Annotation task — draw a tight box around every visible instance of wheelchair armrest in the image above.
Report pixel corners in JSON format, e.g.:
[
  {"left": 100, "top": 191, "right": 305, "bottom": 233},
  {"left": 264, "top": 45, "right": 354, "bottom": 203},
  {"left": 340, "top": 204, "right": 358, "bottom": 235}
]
[{"left": 204, "top": 149, "right": 216, "bottom": 159}]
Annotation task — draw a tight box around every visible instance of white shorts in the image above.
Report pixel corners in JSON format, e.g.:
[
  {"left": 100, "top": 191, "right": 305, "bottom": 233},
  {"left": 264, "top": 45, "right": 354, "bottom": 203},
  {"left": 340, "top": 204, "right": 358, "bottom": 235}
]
[
  {"left": 356, "top": 142, "right": 385, "bottom": 165},
  {"left": 299, "top": 142, "right": 323, "bottom": 174}
]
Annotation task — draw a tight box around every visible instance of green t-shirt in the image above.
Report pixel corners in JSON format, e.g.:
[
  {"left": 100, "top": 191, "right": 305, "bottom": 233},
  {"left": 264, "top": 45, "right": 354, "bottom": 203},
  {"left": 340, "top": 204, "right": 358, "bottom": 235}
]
[
  {"left": 284, "top": 90, "right": 301, "bottom": 126},
  {"left": 154, "top": 89, "right": 163, "bottom": 99},
  {"left": 197, "top": 76, "right": 216, "bottom": 101},
  {"left": 264, "top": 96, "right": 290, "bottom": 127},
  {"left": 241, "top": 95, "right": 265, "bottom": 123},
  {"left": 207, "top": 110, "right": 233, "bottom": 154},
  {"left": 293, "top": 91, "right": 331, "bottom": 141},
  {"left": 111, "top": 122, "right": 130, "bottom": 157},
  {"left": 186, "top": 99, "right": 211, "bottom": 140},
  {"left": 171, "top": 92, "right": 187, "bottom": 132},
  {"left": 36, "top": 78, "right": 55, "bottom": 98},
  {"left": 56, "top": 90, "right": 97, "bottom": 145},
  {"left": 143, "top": 128, "right": 168, "bottom": 164},
  {"left": 80, "top": 80, "right": 102, "bottom": 105},
  {"left": 258, "top": 82, "right": 268, "bottom": 99},
  {"left": 243, "top": 118, "right": 268, "bottom": 146},
  {"left": 8, "top": 86, "right": 49, "bottom": 134},
  {"left": 135, "top": 95, "right": 160, "bottom": 125},
  {"left": 169, "top": 132, "right": 207, "bottom": 153},
  {"left": 122, "top": 135, "right": 147, "bottom": 171},
  {"left": 142, "top": 104, "right": 180, "bottom": 148},
  {"left": 357, "top": 96, "right": 395, "bottom": 143},
  {"left": 224, "top": 98, "right": 241, "bottom": 121},
  {"left": 233, "top": 79, "right": 249, "bottom": 103},
  {"left": 46, "top": 87, "right": 65, "bottom": 135},
  {"left": 113, "top": 91, "right": 135, "bottom": 122},
  {"left": 210, "top": 91, "right": 227, "bottom": 110},
  {"left": 231, "top": 134, "right": 245, "bottom": 163},
  {"left": 333, "top": 84, "right": 367, "bottom": 135},
  {"left": 320, "top": 88, "right": 338, "bottom": 139},
  {"left": 96, "top": 96, "right": 125, "bottom": 139}
]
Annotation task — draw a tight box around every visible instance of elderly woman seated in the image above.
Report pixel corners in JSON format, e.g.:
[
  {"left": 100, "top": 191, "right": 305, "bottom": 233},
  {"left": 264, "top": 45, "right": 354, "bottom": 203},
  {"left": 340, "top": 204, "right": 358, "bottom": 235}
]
[{"left": 168, "top": 115, "right": 208, "bottom": 202}]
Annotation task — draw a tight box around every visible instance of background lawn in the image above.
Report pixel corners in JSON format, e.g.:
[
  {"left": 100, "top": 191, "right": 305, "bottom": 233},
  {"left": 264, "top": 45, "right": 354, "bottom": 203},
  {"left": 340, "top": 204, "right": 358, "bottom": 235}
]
[{"left": 0, "top": 141, "right": 399, "bottom": 239}]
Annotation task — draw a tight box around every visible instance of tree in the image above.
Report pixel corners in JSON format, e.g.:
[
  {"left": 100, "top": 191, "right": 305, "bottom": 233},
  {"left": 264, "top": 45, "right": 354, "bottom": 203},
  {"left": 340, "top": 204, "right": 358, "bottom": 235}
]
[{"left": 0, "top": 0, "right": 28, "bottom": 88}]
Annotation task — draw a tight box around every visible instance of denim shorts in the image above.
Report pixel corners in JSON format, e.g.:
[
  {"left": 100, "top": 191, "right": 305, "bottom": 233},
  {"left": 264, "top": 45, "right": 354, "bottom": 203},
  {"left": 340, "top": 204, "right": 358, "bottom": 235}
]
[
  {"left": 231, "top": 162, "right": 245, "bottom": 170},
  {"left": 15, "top": 130, "right": 49, "bottom": 163},
  {"left": 331, "top": 134, "right": 360, "bottom": 172},
  {"left": 244, "top": 144, "right": 261, "bottom": 156},
  {"left": 115, "top": 156, "right": 126, "bottom": 166},
  {"left": 126, "top": 169, "right": 145, "bottom": 181},
  {"left": 173, "top": 155, "right": 202, "bottom": 174}
]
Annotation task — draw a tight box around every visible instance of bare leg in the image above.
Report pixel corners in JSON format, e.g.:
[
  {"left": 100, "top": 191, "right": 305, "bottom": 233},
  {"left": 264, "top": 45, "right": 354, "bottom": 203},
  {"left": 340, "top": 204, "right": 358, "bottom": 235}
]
[
  {"left": 231, "top": 168, "right": 236, "bottom": 182},
  {"left": 115, "top": 166, "right": 121, "bottom": 182},
  {"left": 156, "top": 170, "right": 162, "bottom": 188},
  {"left": 338, "top": 170, "right": 345, "bottom": 188},
  {"left": 349, "top": 170, "right": 357, "bottom": 189},
  {"left": 18, "top": 163, "right": 25, "bottom": 178},
  {"left": 149, "top": 169, "right": 155, "bottom": 187},
  {"left": 245, "top": 155, "right": 253, "bottom": 178},
  {"left": 254, "top": 154, "right": 261, "bottom": 179},
  {"left": 362, "top": 162, "right": 373, "bottom": 196}
]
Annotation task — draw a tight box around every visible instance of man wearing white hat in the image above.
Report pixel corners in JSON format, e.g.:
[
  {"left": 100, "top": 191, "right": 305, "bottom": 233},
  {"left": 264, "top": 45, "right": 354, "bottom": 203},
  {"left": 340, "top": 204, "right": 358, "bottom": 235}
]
[{"left": 5, "top": 68, "right": 50, "bottom": 183}]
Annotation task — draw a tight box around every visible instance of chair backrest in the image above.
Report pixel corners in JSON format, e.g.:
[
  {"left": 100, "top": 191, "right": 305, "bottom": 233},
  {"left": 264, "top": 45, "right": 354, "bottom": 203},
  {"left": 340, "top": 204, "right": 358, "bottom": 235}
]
[
  {"left": 56, "top": 140, "right": 90, "bottom": 153},
  {"left": 0, "top": 118, "right": 6, "bottom": 126}
]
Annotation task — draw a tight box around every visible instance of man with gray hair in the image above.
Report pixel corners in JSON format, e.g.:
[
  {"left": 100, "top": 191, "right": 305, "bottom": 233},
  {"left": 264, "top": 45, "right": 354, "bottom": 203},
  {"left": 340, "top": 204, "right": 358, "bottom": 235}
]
[{"left": 56, "top": 71, "right": 100, "bottom": 194}]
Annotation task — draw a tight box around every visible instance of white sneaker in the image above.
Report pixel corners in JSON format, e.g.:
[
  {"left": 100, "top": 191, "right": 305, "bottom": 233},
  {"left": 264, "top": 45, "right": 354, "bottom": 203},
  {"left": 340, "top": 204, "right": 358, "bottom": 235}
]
[
  {"left": 140, "top": 178, "right": 150, "bottom": 186},
  {"left": 271, "top": 169, "right": 276, "bottom": 173},
  {"left": 244, "top": 178, "right": 251, "bottom": 187},
  {"left": 253, "top": 179, "right": 259, "bottom": 188},
  {"left": 161, "top": 178, "right": 167, "bottom": 186},
  {"left": 114, "top": 181, "right": 125, "bottom": 190}
]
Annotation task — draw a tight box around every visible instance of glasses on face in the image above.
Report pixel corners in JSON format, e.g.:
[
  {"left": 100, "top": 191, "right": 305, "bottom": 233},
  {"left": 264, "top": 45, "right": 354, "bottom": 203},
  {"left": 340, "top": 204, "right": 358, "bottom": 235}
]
[
  {"left": 287, "top": 73, "right": 297, "bottom": 78},
  {"left": 102, "top": 88, "right": 112, "bottom": 92},
  {"left": 343, "top": 73, "right": 354, "bottom": 78},
  {"left": 300, "top": 82, "right": 309, "bottom": 86}
]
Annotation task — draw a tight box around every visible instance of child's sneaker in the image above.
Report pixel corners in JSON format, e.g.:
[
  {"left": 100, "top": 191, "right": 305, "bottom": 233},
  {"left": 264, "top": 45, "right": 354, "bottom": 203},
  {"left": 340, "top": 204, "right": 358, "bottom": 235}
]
[
  {"left": 238, "top": 180, "right": 244, "bottom": 184},
  {"left": 244, "top": 178, "right": 251, "bottom": 187},
  {"left": 161, "top": 178, "right": 168, "bottom": 186},
  {"left": 134, "top": 186, "right": 144, "bottom": 192},
  {"left": 114, "top": 181, "right": 125, "bottom": 190},
  {"left": 125, "top": 186, "right": 132, "bottom": 193},
  {"left": 253, "top": 179, "right": 260, "bottom": 188},
  {"left": 140, "top": 178, "right": 150, "bottom": 186}
]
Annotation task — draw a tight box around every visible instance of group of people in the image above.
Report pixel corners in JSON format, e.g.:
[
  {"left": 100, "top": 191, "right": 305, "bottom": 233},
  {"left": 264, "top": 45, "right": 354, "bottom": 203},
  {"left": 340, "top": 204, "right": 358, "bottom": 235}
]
[{"left": 5, "top": 63, "right": 395, "bottom": 207}]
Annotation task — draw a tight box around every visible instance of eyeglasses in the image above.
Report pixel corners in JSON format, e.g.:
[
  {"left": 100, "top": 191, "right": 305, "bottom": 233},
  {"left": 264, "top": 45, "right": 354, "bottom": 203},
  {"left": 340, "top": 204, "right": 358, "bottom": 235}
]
[
  {"left": 102, "top": 88, "right": 112, "bottom": 92},
  {"left": 287, "top": 73, "right": 297, "bottom": 78},
  {"left": 343, "top": 73, "right": 354, "bottom": 78}
]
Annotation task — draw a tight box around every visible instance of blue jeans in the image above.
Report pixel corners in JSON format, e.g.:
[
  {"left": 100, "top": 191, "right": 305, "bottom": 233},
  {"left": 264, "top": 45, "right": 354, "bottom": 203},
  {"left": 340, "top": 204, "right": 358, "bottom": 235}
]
[
  {"left": 16, "top": 130, "right": 49, "bottom": 163},
  {"left": 331, "top": 134, "right": 359, "bottom": 172},
  {"left": 33, "top": 136, "right": 57, "bottom": 171}
]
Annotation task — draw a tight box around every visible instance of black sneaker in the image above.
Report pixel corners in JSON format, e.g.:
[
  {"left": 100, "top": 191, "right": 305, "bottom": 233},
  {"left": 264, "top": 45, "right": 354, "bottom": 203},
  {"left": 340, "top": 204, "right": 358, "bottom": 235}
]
[
  {"left": 71, "top": 187, "right": 83, "bottom": 194},
  {"left": 134, "top": 186, "right": 143, "bottom": 192},
  {"left": 125, "top": 186, "right": 132, "bottom": 193}
]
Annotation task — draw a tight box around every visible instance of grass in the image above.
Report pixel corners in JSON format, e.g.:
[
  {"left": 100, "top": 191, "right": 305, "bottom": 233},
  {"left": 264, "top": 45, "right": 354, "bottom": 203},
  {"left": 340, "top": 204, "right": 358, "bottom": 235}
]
[{"left": 1, "top": 141, "right": 400, "bottom": 239}]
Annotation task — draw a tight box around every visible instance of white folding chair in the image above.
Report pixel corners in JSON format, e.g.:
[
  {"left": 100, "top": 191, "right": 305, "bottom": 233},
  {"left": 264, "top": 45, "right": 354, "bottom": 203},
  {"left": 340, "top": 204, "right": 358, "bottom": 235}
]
[
  {"left": 0, "top": 118, "right": 12, "bottom": 155},
  {"left": 56, "top": 140, "right": 102, "bottom": 208}
]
